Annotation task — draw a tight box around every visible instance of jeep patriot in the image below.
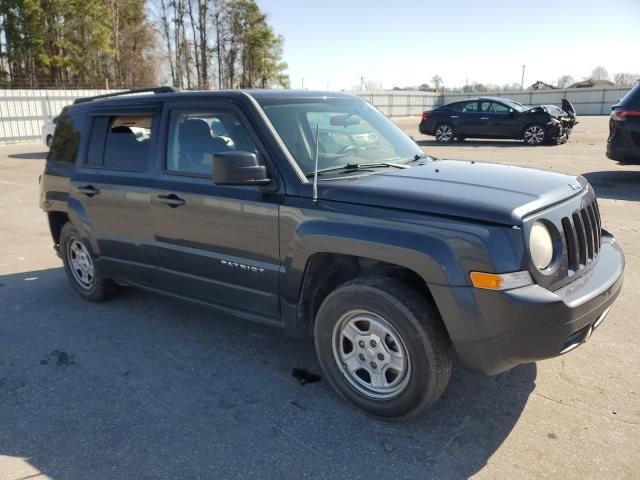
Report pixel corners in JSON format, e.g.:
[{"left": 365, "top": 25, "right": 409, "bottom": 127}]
[{"left": 39, "top": 87, "right": 625, "bottom": 418}]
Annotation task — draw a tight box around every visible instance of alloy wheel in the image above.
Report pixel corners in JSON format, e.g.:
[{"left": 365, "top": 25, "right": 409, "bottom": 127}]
[
  {"left": 435, "top": 125, "right": 453, "bottom": 142},
  {"left": 524, "top": 125, "right": 545, "bottom": 145}
]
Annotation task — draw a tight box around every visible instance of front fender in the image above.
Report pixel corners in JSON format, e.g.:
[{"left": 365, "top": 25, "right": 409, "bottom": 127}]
[{"left": 281, "top": 217, "right": 481, "bottom": 307}]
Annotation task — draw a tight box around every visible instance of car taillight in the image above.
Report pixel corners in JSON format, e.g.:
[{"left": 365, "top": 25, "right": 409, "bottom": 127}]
[
  {"left": 611, "top": 110, "right": 640, "bottom": 121},
  {"left": 421, "top": 112, "right": 430, "bottom": 121}
]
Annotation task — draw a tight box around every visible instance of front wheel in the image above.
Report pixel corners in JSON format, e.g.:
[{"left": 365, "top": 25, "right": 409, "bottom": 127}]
[
  {"left": 314, "top": 276, "right": 453, "bottom": 419},
  {"left": 523, "top": 124, "right": 546, "bottom": 145}
]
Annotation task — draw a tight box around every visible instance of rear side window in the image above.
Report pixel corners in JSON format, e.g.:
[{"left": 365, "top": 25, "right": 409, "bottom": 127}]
[
  {"left": 462, "top": 101, "right": 478, "bottom": 113},
  {"left": 166, "top": 109, "right": 258, "bottom": 176},
  {"left": 47, "top": 111, "right": 82, "bottom": 164},
  {"left": 86, "top": 115, "right": 152, "bottom": 171}
]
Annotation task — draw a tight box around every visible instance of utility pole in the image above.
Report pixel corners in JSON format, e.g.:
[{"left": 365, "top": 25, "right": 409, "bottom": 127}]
[
  {"left": 521, "top": 65, "right": 526, "bottom": 90},
  {"left": 360, "top": 76, "right": 364, "bottom": 90},
  {"left": 301, "top": 78, "right": 304, "bottom": 89}
]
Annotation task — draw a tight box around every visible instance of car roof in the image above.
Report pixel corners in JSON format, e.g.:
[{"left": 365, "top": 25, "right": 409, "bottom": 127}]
[
  {"left": 447, "top": 96, "right": 508, "bottom": 104},
  {"left": 67, "top": 88, "right": 354, "bottom": 112}
]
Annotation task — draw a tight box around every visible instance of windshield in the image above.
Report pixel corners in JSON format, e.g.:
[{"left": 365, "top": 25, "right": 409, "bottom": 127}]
[
  {"left": 501, "top": 98, "right": 529, "bottom": 112},
  {"left": 258, "top": 96, "right": 423, "bottom": 175}
]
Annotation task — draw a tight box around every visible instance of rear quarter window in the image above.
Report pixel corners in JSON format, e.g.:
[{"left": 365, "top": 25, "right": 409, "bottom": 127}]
[
  {"left": 86, "top": 115, "right": 153, "bottom": 171},
  {"left": 47, "top": 111, "right": 82, "bottom": 164}
]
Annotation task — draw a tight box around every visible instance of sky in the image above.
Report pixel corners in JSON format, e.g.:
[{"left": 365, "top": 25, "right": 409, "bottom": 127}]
[{"left": 258, "top": 0, "right": 640, "bottom": 90}]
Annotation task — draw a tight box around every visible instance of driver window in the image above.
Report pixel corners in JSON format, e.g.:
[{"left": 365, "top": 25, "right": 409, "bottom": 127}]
[
  {"left": 492, "top": 102, "right": 510, "bottom": 113},
  {"left": 166, "top": 109, "right": 258, "bottom": 176},
  {"left": 479, "top": 101, "right": 494, "bottom": 113}
]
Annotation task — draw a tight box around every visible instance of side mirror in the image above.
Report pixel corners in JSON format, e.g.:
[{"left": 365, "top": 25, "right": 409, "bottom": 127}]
[{"left": 212, "top": 151, "right": 271, "bottom": 186}]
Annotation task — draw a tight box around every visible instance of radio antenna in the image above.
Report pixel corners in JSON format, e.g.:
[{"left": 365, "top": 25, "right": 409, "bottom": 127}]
[{"left": 312, "top": 124, "right": 319, "bottom": 203}]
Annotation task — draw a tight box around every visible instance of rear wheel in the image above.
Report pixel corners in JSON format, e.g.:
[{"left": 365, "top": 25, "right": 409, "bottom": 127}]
[
  {"left": 314, "top": 276, "right": 453, "bottom": 419},
  {"left": 60, "top": 223, "right": 116, "bottom": 301},
  {"left": 523, "top": 124, "right": 546, "bottom": 145},
  {"left": 434, "top": 123, "right": 455, "bottom": 143}
]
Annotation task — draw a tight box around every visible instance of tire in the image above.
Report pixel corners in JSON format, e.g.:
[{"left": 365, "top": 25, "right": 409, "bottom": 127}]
[
  {"left": 523, "top": 124, "right": 546, "bottom": 145},
  {"left": 46, "top": 135, "right": 53, "bottom": 147},
  {"left": 59, "top": 223, "right": 116, "bottom": 302},
  {"left": 434, "top": 123, "right": 455, "bottom": 143},
  {"left": 314, "top": 276, "right": 453, "bottom": 419}
]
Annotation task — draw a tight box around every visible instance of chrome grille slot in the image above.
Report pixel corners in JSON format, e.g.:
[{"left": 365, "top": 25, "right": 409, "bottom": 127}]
[{"left": 562, "top": 198, "right": 602, "bottom": 274}]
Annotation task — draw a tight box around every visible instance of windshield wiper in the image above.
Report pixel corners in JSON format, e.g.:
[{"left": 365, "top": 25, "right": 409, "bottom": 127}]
[{"left": 304, "top": 162, "right": 409, "bottom": 178}]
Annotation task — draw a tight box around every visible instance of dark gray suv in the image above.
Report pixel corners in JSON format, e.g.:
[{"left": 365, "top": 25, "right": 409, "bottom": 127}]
[{"left": 40, "top": 88, "right": 624, "bottom": 418}]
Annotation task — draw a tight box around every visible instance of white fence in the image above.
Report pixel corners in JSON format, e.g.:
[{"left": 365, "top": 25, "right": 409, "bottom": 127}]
[
  {"left": 0, "top": 89, "right": 113, "bottom": 144},
  {"left": 0, "top": 86, "right": 632, "bottom": 144},
  {"left": 350, "top": 86, "right": 630, "bottom": 116}
]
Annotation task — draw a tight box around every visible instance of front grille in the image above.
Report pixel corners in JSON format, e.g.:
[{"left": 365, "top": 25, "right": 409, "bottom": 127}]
[{"left": 561, "top": 198, "right": 602, "bottom": 273}]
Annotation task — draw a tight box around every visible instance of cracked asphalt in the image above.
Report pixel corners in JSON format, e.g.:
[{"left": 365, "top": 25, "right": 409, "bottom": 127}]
[{"left": 0, "top": 116, "right": 638, "bottom": 479}]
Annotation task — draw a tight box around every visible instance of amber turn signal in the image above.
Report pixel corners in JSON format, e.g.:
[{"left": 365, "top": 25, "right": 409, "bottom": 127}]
[{"left": 470, "top": 271, "right": 533, "bottom": 291}]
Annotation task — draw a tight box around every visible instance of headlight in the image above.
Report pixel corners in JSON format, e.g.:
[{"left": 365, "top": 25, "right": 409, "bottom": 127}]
[{"left": 529, "top": 221, "right": 554, "bottom": 270}]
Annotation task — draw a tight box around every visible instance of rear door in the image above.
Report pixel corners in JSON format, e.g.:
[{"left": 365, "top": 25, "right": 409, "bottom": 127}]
[
  {"left": 70, "top": 106, "right": 160, "bottom": 284},
  {"left": 456, "top": 100, "right": 484, "bottom": 136},
  {"left": 149, "top": 101, "right": 283, "bottom": 318}
]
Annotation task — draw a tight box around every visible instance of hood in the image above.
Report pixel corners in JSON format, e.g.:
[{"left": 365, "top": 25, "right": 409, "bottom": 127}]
[
  {"left": 528, "top": 98, "right": 576, "bottom": 119},
  {"left": 319, "top": 160, "right": 587, "bottom": 225}
]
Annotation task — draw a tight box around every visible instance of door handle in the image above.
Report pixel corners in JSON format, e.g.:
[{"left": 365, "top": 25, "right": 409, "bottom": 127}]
[
  {"left": 480, "top": 117, "right": 490, "bottom": 120},
  {"left": 78, "top": 185, "right": 100, "bottom": 197},
  {"left": 450, "top": 115, "right": 459, "bottom": 118},
  {"left": 157, "top": 194, "right": 185, "bottom": 208}
]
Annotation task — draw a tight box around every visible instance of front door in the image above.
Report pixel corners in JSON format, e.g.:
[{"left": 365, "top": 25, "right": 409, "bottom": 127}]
[
  {"left": 476, "top": 100, "right": 519, "bottom": 138},
  {"left": 150, "top": 104, "right": 282, "bottom": 319}
]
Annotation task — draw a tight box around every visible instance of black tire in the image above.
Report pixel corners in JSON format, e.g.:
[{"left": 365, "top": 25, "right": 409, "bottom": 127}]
[
  {"left": 59, "top": 222, "right": 116, "bottom": 302},
  {"left": 434, "top": 123, "right": 455, "bottom": 143},
  {"left": 314, "top": 276, "right": 453, "bottom": 419},
  {"left": 522, "top": 124, "right": 546, "bottom": 145}
]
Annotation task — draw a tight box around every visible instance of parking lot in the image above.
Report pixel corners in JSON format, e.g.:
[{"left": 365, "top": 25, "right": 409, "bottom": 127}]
[{"left": 0, "top": 115, "right": 638, "bottom": 479}]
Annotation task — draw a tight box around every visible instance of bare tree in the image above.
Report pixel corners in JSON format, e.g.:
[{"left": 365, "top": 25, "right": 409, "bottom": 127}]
[
  {"left": 590, "top": 66, "right": 609, "bottom": 81},
  {"left": 158, "top": 0, "right": 176, "bottom": 85},
  {"left": 614, "top": 72, "right": 640, "bottom": 86},
  {"left": 557, "top": 75, "right": 574, "bottom": 89},
  {"left": 431, "top": 74, "right": 443, "bottom": 90}
]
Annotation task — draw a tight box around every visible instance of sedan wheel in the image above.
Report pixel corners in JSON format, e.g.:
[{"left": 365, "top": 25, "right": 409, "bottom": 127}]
[
  {"left": 523, "top": 125, "right": 546, "bottom": 145},
  {"left": 435, "top": 124, "right": 454, "bottom": 143}
]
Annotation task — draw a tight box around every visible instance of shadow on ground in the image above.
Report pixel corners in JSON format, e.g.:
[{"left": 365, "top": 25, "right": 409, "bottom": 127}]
[
  {"left": 8, "top": 151, "right": 48, "bottom": 160},
  {"left": 0, "top": 268, "right": 535, "bottom": 479},
  {"left": 582, "top": 170, "right": 640, "bottom": 201}
]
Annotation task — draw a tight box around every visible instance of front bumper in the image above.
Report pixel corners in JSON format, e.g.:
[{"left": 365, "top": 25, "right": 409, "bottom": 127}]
[{"left": 443, "top": 233, "right": 624, "bottom": 375}]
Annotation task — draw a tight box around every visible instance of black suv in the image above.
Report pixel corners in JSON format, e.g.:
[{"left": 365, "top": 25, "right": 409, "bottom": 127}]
[
  {"left": 40, "top": 87, "right": 624, "bottom": 418},
  {"left": 607, "top": 81, "right": 640, "bottom": 162}
]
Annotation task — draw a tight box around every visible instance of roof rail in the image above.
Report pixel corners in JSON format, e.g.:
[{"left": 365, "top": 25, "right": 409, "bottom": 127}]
[{"left": 73, "top": 86, "right": 180, "bottom": 104}]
